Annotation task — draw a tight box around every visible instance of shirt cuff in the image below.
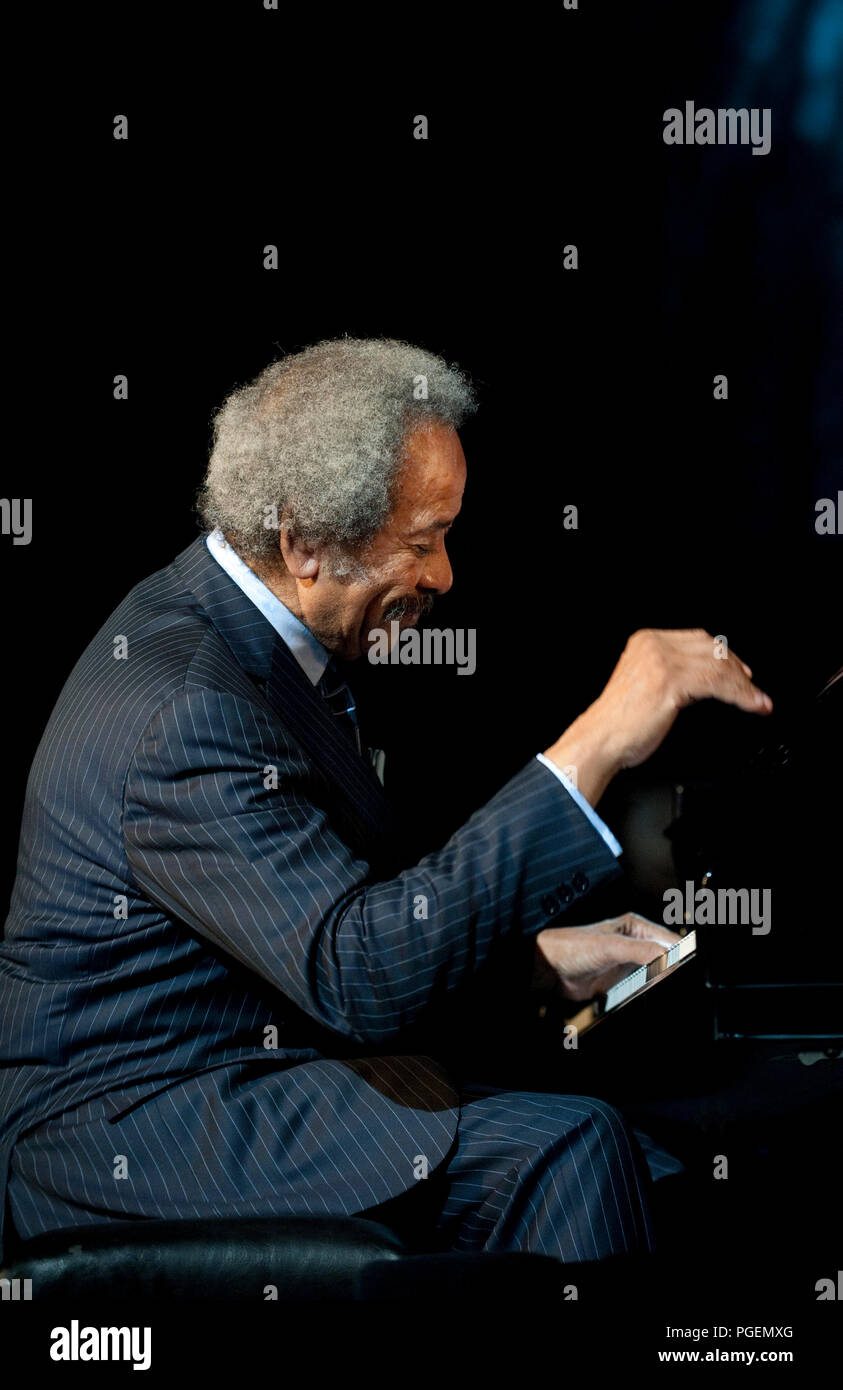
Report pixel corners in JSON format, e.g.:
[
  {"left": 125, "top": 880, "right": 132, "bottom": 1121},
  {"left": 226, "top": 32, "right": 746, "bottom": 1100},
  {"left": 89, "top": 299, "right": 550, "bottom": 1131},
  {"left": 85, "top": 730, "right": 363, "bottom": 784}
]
[{"left": 535, "top": 753, "right": 623, "bottom": 858}]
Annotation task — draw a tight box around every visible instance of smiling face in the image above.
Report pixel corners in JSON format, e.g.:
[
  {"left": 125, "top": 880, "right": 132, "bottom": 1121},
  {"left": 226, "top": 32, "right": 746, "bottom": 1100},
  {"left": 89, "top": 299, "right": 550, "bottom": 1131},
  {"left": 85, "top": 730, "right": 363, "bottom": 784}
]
[{"left": 277, "top": 420, "right": 467, "bottom": 661}]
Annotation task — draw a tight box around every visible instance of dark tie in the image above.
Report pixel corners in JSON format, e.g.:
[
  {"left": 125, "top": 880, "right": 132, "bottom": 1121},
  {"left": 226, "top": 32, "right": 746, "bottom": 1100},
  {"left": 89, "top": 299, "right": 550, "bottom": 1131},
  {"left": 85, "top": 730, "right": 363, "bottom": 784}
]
[
  {"left": 318, "top": 660, "right": 362, "bottom": 755},
  {"left": 318, "top": 660, "right": 385, "bottom": 784}
]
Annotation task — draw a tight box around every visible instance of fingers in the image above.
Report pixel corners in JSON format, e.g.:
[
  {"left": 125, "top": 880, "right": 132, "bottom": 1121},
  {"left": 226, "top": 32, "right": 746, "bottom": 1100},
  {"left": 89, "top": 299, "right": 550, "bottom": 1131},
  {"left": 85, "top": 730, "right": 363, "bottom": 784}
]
[
  {"left": 622, "top": 628, "right": 772, "bottom": 719},
  {"left": 604, "top": 935, "right": 667, "bottom": 967},
  {"left": 585, "top": 914, "right": 682, "bottom": 947},
  {"left": 619, "top": 913, "right": 683, "bottom": 947},
  {"left": 717, "top": 653, "right": 773, "bottom": 714},
  {"left": 668, "top": 631, "right": 773, "bottom": 715}
]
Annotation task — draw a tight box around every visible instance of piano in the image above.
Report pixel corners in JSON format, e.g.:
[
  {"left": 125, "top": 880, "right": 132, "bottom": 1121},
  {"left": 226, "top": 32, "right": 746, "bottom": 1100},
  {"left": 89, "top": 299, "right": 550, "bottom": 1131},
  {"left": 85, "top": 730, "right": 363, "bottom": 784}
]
[{"left": 553, "top": 664, "right": 843, "bottom": 1048}]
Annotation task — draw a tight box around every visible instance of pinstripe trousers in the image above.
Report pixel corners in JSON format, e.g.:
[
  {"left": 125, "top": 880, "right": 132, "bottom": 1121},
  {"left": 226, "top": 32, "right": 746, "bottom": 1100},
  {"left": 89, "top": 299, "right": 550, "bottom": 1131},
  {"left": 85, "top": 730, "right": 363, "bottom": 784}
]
[
  {"left": 430, "top": 1085, "right": 682, "bottom": 1261},
  {"left": 7, "top": 1077, "right": 682, "bottom": 1264}
]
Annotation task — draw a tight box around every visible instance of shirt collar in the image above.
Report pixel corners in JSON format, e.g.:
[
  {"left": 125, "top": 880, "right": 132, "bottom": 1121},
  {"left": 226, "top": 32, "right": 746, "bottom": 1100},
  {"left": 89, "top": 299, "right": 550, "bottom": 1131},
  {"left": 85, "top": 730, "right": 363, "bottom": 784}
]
[{"left": 205, "top": 529, "right": 331, "bottom": 686}]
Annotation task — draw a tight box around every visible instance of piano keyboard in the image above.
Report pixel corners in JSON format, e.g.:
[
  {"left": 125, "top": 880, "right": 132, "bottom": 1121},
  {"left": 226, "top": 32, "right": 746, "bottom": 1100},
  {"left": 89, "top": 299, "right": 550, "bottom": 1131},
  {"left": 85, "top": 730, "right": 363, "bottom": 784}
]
[{"left": 603, "top": 930, "right": 697, "bottom": 1014}]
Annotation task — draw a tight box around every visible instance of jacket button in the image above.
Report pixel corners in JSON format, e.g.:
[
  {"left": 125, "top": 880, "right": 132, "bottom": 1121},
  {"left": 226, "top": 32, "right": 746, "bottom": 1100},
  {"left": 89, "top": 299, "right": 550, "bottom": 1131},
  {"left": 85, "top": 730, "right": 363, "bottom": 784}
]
[
  {"left": 572, "top": 871, "right": 590, "bottom": 894},
  {"left": 557, "top": 882, "right": 574, "bottom": 905},
  {"left": 541, "top": 893, "right": 561, "bottom": 918}
]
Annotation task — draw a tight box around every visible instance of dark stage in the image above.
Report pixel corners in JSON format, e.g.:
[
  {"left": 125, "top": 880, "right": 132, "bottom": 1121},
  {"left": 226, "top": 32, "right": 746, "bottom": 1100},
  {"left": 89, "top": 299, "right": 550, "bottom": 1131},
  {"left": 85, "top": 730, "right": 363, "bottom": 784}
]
[{"left": 2, "top": 0, "right": 841, "bottom": 1374}]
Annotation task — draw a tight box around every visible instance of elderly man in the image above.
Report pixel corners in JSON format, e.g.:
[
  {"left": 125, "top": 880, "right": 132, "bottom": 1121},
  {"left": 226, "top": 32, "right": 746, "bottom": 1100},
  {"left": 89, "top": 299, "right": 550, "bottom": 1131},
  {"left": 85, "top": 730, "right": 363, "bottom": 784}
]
[{"left": 0, "top": 338, "right": 772, "bottom": 1266}]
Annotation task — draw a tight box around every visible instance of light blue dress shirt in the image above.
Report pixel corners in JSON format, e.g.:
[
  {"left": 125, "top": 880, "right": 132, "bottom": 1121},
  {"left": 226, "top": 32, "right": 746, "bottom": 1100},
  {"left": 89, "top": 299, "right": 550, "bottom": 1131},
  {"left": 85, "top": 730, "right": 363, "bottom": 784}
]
[
  {"left": 206, "top": 529, "right": 330, "bottom": 686},
  {"left": 535, "top": 754, "right": 622, "bottom": 857},
  {"left": 205, "top": 529, "right": 621, "bottom": 857}
]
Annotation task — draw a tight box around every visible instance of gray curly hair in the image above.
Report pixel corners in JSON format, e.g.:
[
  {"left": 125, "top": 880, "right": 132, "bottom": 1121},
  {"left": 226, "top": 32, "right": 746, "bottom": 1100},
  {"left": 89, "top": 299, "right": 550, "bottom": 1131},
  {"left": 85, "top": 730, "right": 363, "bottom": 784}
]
[{"left": 196, "top": 337, "right": 478, "bottom": 570}]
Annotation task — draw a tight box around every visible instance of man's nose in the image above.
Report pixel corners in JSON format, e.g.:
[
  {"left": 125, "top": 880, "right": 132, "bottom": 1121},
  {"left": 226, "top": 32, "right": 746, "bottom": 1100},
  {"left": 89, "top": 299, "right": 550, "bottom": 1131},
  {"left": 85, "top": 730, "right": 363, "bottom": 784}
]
[{"left": 420, "top": 546, "right": 453, "bottom": 596}]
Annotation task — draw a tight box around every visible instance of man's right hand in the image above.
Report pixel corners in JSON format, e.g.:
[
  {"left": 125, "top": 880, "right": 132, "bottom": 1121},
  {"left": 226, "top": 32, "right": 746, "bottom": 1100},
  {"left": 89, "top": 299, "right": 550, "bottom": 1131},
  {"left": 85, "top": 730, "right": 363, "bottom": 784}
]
[
  {"left": 544, "top": 628, "right": 773, "bottom": 806},
  {"left": 532, "top": 913, "right": 683, "bottom": 1002}
]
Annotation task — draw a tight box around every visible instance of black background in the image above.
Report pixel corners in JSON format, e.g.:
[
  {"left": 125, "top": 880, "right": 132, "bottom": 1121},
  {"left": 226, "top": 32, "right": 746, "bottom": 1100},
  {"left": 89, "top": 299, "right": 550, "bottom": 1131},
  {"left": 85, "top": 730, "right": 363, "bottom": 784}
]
[
  {"left": 6, "top": 1, "right": 840, "bottom": 894},
  {"left": 2, "top": 0, "right": 842, "bottom": 1365}
]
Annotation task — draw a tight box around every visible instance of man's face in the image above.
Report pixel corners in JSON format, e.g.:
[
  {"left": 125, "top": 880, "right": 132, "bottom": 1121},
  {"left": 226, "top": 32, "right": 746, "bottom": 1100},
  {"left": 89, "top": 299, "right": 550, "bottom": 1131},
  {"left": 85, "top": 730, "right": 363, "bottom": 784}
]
[{"left": 298, "top": 421, "right": 466, "bottom": 661}]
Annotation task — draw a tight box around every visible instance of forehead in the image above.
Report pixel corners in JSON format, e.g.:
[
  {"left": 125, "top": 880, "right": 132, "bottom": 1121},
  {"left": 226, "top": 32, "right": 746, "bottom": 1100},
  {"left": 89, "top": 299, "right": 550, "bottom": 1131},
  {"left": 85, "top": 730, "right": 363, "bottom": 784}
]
[{"left": 393, "top": 422, "right": 467, "bottom": 522}]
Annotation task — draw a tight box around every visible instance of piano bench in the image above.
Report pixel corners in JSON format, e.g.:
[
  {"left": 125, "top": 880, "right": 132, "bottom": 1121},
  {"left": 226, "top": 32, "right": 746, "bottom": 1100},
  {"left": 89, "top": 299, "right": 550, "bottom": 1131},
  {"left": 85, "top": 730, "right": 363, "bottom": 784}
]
[
  {"left": 1, "top": 1214, "right": 406, "bottom": 1302},
  {"left": 0, "top": 1213, "right": 571, "bottom": 1302}
]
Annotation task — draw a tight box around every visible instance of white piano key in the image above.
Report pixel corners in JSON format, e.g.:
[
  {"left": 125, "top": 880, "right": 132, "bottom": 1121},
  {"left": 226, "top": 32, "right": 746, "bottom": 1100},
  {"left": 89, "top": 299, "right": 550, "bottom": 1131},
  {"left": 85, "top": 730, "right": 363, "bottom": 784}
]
[{"left": 604, "top": 931, "right": 697, "bottom": 1013}]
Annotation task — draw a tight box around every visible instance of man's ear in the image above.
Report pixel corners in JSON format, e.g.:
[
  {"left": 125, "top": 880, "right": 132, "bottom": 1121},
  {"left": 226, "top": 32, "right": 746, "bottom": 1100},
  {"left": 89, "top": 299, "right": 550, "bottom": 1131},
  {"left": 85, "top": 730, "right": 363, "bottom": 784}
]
[{"left": 279, "top": 522, "right": 320, "bottom": 582}]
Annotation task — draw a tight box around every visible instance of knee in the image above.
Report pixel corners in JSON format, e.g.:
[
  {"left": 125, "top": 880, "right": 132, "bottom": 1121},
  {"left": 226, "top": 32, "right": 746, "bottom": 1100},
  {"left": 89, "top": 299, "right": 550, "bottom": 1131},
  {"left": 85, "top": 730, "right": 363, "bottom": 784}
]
[{"left": 566, "top": 1094, "right": 635, "bottom": 1153}]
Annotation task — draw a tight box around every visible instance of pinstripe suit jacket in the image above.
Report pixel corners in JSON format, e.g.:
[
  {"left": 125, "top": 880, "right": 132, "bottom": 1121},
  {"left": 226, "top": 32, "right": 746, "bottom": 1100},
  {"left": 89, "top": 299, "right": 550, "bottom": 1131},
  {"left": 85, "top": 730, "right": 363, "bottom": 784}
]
[{"left": 0, "top": 536, "right": 622, "bottom": 1256}]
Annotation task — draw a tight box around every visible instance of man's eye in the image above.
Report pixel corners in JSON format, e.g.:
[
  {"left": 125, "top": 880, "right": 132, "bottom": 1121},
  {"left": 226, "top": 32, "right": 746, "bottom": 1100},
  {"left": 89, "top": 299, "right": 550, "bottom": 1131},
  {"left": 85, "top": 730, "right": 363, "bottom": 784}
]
[{"left": 413, "top": 544, "right": 432, "bottom": 557}]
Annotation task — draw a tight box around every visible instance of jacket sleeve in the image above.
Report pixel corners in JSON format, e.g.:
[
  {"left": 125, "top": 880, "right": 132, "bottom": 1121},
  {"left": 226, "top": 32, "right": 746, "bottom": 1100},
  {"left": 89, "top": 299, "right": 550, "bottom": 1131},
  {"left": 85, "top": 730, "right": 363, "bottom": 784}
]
[{"left": 122, "top": 687, "right": 623, "bottom": 1045}]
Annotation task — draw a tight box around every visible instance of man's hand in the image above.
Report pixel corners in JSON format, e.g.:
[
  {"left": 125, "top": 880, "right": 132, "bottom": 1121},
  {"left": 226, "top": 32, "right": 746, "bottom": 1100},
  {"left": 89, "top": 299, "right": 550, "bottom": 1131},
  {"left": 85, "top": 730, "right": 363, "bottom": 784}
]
[
  {"left": 544, "top": 628, "right": 773, "bottom": 805},
  {"left": 531, "top": 913, "right": 683, "bottom": 1002}
]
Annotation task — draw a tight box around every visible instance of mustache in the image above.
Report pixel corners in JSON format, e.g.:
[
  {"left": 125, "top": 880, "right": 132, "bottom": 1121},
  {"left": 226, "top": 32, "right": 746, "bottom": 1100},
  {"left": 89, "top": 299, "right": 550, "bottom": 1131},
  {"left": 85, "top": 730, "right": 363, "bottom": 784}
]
[{"left": 381, "top": 592, "right": 435, "bottom": 623}]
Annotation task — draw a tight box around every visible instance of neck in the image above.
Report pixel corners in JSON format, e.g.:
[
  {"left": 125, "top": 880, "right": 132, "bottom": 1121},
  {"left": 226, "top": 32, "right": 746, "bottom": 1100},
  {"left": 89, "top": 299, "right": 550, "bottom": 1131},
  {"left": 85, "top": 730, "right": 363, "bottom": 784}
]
[{"left": 246, "top": 552, "right": 304, "bottom": 619}]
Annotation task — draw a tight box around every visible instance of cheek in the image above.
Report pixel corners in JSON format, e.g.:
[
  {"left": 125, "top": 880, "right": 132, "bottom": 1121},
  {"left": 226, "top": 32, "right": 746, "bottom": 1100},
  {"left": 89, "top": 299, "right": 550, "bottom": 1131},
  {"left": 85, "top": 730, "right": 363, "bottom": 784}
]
[
  {"left": 362, "top": 581, "right": 396, "bottom": 623},
  {"left": 376, "top": 557, "right": 419, "bottom": 597},
  {"left": 364, "top": 568, "right": 415, "bottom": 625}
]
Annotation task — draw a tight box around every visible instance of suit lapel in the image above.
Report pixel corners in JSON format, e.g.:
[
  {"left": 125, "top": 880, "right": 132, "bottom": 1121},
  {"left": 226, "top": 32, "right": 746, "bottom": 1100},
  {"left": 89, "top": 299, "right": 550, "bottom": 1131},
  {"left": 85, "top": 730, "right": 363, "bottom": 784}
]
[
  {"left": 265, "top": 635, "right": 394, "bottom": 850},
  {"left": 174, "top": 536, "right": 393, "bottom": 856}
]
